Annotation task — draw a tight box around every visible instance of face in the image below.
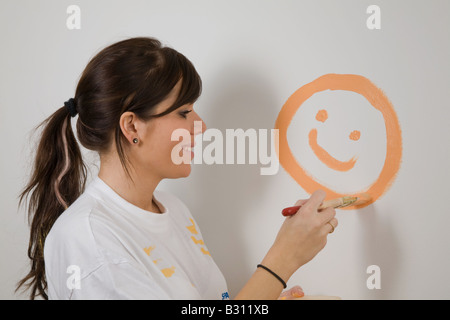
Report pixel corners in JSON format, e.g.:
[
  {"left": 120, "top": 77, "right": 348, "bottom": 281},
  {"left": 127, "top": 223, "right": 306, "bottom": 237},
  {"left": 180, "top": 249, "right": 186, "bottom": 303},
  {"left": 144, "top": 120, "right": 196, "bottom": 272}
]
[
  {"left": 309, "top": 108, "right": 360, "bottom": 172},
  {"left": 121, "top": 80, "right": 206, "bottom": 180},
  {"left": 275, "top": 74, "right": 402, "bottom": 209}
]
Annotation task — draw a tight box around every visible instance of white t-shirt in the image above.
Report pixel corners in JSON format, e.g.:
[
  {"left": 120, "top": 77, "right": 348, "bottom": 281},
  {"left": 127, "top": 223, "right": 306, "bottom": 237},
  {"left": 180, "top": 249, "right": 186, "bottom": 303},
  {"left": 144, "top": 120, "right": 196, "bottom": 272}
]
[{"left": 44, "top": 176, "right": 229, "bottom": 300}]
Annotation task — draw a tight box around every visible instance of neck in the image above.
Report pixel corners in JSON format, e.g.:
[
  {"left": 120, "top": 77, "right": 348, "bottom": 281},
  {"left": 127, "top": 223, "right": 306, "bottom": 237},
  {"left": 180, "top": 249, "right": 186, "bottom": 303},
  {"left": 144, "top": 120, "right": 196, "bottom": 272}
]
[{"left": 98, "top": 154, "right": 162, "bottom": 213}]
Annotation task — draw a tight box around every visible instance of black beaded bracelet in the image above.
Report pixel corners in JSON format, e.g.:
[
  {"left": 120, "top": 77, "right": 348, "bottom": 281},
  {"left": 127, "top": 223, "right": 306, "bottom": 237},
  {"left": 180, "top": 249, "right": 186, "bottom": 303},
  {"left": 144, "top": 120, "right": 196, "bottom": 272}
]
[{"left": 257, "top": 264, "right": 287, "bottom": 289}]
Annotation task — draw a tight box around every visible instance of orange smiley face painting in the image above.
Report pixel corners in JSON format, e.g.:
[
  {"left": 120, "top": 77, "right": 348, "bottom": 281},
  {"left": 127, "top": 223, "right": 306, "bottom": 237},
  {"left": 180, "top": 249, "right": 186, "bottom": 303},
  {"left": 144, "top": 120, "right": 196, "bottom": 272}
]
[{"left": 275, "top": 74, "right": 402, "bottom": 209}]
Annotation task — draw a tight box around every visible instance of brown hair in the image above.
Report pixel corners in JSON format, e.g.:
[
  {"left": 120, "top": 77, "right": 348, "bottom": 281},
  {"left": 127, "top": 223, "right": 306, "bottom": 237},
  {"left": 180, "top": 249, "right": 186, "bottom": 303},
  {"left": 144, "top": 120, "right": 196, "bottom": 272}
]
[{"left": 16, "top": 37, "right": 202, "bottom": 299}]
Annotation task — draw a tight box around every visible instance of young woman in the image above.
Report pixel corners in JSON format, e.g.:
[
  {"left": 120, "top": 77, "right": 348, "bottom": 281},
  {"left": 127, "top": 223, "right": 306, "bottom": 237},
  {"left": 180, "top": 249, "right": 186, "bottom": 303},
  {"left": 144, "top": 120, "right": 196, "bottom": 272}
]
[{"left": 17, "top": 37, "right": 337, "bottom": 300}]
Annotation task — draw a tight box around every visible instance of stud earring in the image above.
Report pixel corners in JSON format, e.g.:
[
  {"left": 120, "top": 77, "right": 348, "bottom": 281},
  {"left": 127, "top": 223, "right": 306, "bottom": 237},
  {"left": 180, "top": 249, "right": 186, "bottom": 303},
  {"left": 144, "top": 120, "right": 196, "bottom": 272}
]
[{"left": 133, "top": 138, "right": 138, "bottom": 144}]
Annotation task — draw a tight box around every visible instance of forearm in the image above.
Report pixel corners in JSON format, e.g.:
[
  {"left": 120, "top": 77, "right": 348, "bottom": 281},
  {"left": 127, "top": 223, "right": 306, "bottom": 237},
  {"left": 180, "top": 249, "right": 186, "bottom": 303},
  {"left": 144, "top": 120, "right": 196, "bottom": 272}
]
[
  {"left": 234, "top": 250, "right": 294, "bottom": 300},
  {"left": 234, "top": 268, "right": 284, "bottom": 300}
]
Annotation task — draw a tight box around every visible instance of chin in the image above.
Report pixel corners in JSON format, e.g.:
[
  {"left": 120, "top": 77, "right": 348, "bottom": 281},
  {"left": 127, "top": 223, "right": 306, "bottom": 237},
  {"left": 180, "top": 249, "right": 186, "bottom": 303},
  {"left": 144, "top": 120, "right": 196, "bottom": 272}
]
[{"left": 170, "top": 164, "right": 192, "bottom": 179}]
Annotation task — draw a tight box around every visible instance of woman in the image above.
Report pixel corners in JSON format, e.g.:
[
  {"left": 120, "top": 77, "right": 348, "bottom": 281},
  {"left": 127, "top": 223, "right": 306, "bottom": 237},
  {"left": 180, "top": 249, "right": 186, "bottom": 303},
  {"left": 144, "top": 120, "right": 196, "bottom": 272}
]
[{"left": 17, "top": 37, "right": 337, "bottom": 300}]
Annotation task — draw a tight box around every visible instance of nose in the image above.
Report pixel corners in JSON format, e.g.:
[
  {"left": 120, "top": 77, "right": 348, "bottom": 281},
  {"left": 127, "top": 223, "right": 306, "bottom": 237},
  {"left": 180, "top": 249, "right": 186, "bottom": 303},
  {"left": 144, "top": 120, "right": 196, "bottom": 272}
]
[{"left": 193, "top": 112, "right": 206, "bottom": 136}]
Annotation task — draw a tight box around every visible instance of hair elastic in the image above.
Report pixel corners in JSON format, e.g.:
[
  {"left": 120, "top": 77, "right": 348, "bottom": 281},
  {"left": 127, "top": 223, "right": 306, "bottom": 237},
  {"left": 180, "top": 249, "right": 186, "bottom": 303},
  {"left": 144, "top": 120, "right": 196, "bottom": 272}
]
[
  {"left": 257, "top": 264, "right": 287, "bottom": 289},
  {"left": 64, "top": 98, "right": 78, "bottom": 117}
]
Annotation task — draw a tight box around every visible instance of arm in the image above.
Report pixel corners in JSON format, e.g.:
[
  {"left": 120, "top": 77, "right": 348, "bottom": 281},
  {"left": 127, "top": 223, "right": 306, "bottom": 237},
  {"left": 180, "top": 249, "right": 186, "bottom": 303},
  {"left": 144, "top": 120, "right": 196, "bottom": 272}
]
[
  {"left": 234, "top": 250, "right": 294, "bottom": 300},
  {"left": 234, "top": 190, "right": 337, "bottom": 300}
]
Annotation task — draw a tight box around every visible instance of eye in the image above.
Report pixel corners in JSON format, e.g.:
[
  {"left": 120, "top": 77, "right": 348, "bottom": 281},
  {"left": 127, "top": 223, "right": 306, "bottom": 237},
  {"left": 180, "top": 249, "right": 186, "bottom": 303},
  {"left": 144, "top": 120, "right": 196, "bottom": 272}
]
[
  {"left": 316, "top": 109, "right": 328, "bottom": 123},
  {"left": 349, "top": 130, "right": 361, "bottom": 141},
  {"left": 179, "top": 110, "right": 193, "bottom": 119}
]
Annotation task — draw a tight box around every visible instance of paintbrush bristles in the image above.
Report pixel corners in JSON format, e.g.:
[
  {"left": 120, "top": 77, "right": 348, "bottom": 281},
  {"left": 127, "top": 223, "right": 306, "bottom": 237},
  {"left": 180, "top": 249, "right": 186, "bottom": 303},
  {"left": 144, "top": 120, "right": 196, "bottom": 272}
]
[
  {"left": 317, "top": 194, "right": 372, "bottom": 211},
  {"left": 352, "top": 193, "right": 372, "bottom": 207},
  {"left": 341, "top": 196, "right": 358, "bottom": 207},
  {"left": 319, "top": 196, "right": 358, "bottom": 210}
]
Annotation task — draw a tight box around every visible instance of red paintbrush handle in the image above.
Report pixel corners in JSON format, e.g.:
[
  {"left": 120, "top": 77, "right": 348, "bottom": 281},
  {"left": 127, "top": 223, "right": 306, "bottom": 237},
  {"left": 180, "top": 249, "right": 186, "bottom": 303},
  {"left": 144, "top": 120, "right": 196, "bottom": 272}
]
[{"left": 281, "top": 205, "right": 301, "bottom": 216}]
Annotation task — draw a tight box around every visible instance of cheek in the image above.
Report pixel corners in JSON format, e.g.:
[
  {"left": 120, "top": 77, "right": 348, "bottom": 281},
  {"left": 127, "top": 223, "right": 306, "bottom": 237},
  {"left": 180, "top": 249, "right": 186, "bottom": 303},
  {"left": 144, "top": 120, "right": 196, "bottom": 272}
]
[
  {"left": 143, "top": 125, "right": 187, "bottom": 168},
  {"left": 148, "top": 138, "right": 191, "bottom": 178},
  {"left": 145, "top": 133, "right": 177, "bottom": 166},
  {"left": 137, "top": 119, "right": 193, "bottom": 177}
]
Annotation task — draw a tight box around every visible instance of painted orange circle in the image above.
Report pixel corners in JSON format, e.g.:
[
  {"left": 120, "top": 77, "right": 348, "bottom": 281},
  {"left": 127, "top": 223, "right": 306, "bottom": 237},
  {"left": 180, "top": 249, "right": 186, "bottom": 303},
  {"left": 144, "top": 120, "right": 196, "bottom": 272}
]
[{"left": 274, "top": 74, "right": 402, "bottom": 209}]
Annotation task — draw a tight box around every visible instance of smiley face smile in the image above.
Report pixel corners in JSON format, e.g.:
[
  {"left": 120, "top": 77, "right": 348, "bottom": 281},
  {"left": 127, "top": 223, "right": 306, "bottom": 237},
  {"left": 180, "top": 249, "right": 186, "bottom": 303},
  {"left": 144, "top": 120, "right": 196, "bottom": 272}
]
[{"left": 308, "top": 109, "right": 360, "bottom": 172}]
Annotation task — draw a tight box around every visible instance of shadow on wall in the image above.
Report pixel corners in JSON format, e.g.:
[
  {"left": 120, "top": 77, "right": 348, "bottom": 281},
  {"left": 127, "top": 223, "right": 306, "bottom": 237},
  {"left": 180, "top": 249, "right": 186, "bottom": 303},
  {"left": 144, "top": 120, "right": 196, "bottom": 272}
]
[
  {"left": 189, "top": 60, "right": 279, "bottom": 297},
  {"left": 357, "top": 204, "right": 401, "bottom": 299}
]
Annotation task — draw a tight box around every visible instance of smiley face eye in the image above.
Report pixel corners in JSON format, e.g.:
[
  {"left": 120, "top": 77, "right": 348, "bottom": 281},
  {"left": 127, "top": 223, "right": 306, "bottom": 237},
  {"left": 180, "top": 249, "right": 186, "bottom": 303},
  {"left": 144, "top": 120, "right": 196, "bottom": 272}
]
[
  {"left": 315, "top": 109, "right": 328, "bottom": 123},
  {"left": 349, "top": 130, "right": 361, "bottom": 141}
]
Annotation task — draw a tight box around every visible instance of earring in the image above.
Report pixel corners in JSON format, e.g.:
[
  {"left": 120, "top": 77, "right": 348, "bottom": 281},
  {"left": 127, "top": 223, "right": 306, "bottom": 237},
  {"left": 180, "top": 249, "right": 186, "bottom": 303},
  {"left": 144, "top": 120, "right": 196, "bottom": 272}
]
[{"left": 133, "top": 138, "right": 138, "bottom": 144}]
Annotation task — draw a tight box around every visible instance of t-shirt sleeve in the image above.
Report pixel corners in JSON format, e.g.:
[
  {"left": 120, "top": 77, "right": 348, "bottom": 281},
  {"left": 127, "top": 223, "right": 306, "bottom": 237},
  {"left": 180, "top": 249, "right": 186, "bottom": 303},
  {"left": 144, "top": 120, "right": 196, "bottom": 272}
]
[{"left": 70, "top": 261, "right": 171, "bottom": 300}]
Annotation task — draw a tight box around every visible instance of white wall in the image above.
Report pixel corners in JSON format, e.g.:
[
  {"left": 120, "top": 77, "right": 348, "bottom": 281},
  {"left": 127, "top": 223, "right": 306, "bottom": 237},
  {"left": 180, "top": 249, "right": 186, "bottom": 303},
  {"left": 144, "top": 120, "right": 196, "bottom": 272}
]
[{"left": 1, "top": 0, "right": 449, "bottom": 299}]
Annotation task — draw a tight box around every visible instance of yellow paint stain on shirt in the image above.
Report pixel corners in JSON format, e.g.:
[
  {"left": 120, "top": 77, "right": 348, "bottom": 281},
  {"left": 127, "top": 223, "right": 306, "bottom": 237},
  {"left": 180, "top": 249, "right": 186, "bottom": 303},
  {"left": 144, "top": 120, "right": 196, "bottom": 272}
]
[
  {"left": 161, "top": 266, "right": 176, "bottom": 278},
  {"left": 191, "top": 236, "right": 204, "bottom": 245},
  {"left": 144, "top": 246, "right": 155, "bottom": 256},
  {"left": 186, "top": 218, "right": 198, "bottom": 235},
  {"left": 201, "top": 247, "right": 211, "bottom": 256}
]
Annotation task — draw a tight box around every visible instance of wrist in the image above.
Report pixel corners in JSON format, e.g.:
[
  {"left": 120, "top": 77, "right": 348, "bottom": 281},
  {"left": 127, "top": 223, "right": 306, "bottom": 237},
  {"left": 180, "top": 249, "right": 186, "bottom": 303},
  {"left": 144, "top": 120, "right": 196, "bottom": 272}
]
[
  {"left": 261, "top": 247, "right": 296, "bottom": 285},
  {"left": 257, "top": 264, "right": 287, "bottom": 289}
]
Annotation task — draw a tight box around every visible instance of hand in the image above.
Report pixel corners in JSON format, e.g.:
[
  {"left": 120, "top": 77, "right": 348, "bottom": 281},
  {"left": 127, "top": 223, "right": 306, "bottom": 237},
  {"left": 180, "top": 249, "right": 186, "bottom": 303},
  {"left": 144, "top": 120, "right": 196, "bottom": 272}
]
[
  {"left": 278, "top": 285, "right": 304, "bottom": 300},
  {"left": 262, "top": 190, "right": 338, "bottom": 282}
]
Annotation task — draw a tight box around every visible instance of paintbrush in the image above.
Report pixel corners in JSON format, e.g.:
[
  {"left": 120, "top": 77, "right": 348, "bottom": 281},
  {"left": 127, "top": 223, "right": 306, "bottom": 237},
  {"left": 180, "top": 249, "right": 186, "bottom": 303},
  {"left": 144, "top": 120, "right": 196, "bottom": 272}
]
[{"left": 281, "top": 194, "right": 371, "bottom": 216}]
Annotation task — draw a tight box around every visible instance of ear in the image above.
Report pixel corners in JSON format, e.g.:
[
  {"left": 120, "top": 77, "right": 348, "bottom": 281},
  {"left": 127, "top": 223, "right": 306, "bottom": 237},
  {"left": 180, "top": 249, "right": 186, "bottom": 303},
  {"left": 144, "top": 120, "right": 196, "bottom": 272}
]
[{"left": 119, "top": 112, "right": 142, "bottom": 145}]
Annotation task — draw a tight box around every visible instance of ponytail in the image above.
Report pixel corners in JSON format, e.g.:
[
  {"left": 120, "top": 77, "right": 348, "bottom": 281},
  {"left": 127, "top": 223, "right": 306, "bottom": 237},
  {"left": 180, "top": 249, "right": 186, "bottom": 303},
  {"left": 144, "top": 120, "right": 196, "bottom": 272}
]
[{"left": 16, "top": 105, "right": 87, "bottom": 299}]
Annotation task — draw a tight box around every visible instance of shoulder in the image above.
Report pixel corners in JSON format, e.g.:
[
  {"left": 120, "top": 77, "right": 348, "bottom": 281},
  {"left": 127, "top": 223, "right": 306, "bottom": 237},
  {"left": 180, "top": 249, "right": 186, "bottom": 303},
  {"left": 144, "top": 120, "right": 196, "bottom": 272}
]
[
  {"left": 45, "top": 190, "right": 133, "bottom": 260},
  {"left": 46, "top": 193, "right": 96, "bottom": 244},
  {"left": 44, "top": 192, "right": 105, "bottom": 266}
]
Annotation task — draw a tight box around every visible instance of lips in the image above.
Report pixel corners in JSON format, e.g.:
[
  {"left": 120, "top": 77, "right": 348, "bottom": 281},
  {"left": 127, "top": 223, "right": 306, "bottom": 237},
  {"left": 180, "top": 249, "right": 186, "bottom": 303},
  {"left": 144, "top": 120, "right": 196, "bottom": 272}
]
[
  {"left": 182, "top": 145, "right": 193, "bottom": 153},
  {"left": 180, "top": 141, "right": 195, "bottom": 149},
  {"left": 180, "top": 142, "right": 196, "bottom": 158}
]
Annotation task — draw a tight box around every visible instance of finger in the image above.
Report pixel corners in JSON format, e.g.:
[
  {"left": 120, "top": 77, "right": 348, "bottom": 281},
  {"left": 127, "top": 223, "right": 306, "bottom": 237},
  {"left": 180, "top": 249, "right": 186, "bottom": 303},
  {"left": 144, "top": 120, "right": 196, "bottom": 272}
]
[
  {"left": 324, "top": 218, "right": 338, "bottom": 234},
  {"left": 278, "top": 286, "right": 301, "bottom": 299},
  {"left": 294, "top": 199, "right": 309, "bottom": 206},
  {"left": 278, "top": 285, "right": 304, "bottom": 300},
  {"left": 289, "top": 285, "right": 304, "bottom": 298},
  {"left": 330, "top": 217, "right": 338, "bottom": 228},
  {"left": 318, "top": 206, "right": 336, "bottom": 224},
  {"left": 300, "top": 190, "right": 326, "bottom": 214},
  {"left": 278, "top": 290, "right": 292, "bottom": 300}
]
